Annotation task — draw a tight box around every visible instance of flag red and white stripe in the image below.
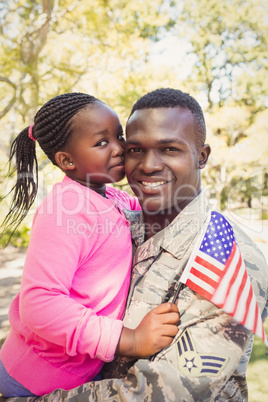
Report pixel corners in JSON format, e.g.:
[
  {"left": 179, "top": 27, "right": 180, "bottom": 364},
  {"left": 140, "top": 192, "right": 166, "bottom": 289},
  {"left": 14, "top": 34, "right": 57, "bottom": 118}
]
[{"left": 180, "top": 211, "right": 268, "bottom": 346}]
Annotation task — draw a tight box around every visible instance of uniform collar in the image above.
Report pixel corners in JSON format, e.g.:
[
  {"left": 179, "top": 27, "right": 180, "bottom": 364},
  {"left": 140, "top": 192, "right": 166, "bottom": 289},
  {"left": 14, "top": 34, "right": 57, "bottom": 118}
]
[
  {"left": 123, "top": 209, "right": 145, "bottom": 247},
  {"left": 124, "top": 191, "right": 211, "bottom": 264},
  {"left": 160, "top": 192, "right": 211, "bottom": 259}
]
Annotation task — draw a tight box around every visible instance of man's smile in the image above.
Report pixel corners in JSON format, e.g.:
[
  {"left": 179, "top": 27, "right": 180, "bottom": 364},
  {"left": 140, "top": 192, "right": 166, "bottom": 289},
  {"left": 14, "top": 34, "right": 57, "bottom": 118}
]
[
  {"left": 141, "top": 181, "right": 167, "bottom": 188},
  {"left": 141, "top": 180, "right": 168, "bottom": 189},
  {"left": 133, "top": 178, "right": 172, "bottom": 193}
]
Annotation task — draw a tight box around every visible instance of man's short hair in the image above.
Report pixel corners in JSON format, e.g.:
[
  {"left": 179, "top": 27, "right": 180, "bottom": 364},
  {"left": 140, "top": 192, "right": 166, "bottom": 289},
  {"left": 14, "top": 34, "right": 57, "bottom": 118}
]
[{"left": 129, "top": 88, "right": 206, "bottom": 148}]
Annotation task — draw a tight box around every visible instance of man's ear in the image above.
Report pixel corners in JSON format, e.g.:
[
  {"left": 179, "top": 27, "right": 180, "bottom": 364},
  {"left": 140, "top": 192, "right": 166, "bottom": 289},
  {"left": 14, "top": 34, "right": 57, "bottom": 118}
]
[
  {"left": 199, "top": 144, "right": 211, "bottom": 169},
  {"left": 55, "top": 151, "right": 75, "bottom": 171}
]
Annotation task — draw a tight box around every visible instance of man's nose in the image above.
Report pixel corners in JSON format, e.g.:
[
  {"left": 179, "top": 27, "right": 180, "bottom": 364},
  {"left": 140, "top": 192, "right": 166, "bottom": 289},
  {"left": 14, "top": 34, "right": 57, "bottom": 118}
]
[{"left": 140, "top": 150, "right": 163, "bottom": 173}]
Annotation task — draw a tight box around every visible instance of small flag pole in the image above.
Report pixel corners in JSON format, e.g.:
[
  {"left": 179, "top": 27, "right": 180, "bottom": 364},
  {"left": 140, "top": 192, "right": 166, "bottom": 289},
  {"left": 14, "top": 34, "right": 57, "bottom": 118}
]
[{"left": 172, "top": 282, "right": 183, "bottom": 304}]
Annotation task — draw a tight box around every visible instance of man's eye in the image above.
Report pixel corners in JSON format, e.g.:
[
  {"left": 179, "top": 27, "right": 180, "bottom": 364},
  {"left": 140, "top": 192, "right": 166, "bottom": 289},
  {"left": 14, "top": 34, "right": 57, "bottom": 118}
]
[
  {"left": 164, "top": 147, "right": 181, "bottom": 152},
  {"left": 128, "top": 148, "right": 142, "bottom": 153}
]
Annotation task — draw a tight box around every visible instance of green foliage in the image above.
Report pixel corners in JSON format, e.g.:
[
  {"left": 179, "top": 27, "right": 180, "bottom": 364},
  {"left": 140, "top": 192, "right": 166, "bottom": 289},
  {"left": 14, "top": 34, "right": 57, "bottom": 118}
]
[
  {"left": 176, "top": 0, "right": 268, "bottom": 110},
  {"left": 247, "top": 319, "right": 268, "bottom": 401},
  {"left": 0, "top": 225, "right": 30, "bottom": 249},
  {"left": 0, "top": 0, "right": 174, "bottom": 125},
  {"left": 220, "top": 172, "right": 263, "bottom": 211},
  {"left": 172, "top": 0, "right": 268, "bottom": 210}
]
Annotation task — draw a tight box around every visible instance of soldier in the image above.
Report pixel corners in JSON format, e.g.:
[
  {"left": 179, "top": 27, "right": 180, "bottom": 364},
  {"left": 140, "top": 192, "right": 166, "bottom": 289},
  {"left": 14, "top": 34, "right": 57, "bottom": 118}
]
[{"left": 6, "top": 88, "right": 268, "bottom": 401}]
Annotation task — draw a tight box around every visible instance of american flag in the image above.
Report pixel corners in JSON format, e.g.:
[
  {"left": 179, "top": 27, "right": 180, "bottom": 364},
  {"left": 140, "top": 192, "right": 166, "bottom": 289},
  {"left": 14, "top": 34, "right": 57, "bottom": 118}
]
[{"left": 180, "top": 211, "right": 268, "bottom": 346}]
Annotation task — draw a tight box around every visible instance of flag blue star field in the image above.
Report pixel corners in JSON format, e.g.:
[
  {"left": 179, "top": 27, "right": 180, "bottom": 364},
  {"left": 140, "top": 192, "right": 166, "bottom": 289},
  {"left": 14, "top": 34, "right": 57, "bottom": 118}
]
[{"left": 180, "top": 211, "right": 268, "bottom": 346}]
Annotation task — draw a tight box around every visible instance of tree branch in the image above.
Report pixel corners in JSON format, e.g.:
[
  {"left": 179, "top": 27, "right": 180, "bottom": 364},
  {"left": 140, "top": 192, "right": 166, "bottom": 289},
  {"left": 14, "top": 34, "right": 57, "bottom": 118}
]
[{"left": 0, "top": 77, "right": 17, "bottom": 119}]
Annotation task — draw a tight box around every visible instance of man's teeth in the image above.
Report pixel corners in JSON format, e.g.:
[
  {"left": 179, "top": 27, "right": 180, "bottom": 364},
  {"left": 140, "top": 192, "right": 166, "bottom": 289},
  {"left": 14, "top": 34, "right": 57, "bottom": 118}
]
[{"left": 142, "top": 181, "right": 166, "bottom": 188}]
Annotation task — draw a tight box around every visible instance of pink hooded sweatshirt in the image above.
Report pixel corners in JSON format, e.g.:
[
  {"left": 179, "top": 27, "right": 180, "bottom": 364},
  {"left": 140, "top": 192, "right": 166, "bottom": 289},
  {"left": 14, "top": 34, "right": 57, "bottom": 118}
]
[{"left": 0, "top": 176, "right": 140, "bottom": 395}]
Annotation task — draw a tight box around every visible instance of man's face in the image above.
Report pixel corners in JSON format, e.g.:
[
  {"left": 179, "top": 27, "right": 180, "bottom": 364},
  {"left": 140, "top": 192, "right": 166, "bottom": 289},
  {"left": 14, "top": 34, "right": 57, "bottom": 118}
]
[{"left": 125, "top": 107, "right": 210, "bottom": 217}]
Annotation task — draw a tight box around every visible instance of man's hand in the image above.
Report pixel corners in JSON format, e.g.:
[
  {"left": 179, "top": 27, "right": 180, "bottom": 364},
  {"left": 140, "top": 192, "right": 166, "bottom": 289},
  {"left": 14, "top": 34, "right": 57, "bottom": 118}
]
[{"left": 116, "top": 303, "right": 179, "bottom": 358}]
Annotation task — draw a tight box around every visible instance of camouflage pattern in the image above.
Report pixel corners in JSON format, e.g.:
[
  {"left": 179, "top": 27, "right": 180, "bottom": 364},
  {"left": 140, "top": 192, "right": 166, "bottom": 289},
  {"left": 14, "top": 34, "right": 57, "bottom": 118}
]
[{"left": 5, "top": 193, "right": 268, "bottom": 402}]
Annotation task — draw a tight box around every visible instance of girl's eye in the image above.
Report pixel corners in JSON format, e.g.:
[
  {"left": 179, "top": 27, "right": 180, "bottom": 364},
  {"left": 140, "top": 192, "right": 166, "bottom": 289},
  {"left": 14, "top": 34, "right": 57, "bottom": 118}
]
[{"left": 96, "top": 140, "right": 108, "bottom": 147}]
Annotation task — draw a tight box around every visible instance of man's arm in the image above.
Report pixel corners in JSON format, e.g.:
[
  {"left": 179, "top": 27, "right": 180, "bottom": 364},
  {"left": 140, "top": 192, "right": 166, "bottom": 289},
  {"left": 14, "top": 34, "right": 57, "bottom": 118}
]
[{"left": 6, "top": 287, "right": 256, "bottom": 402}]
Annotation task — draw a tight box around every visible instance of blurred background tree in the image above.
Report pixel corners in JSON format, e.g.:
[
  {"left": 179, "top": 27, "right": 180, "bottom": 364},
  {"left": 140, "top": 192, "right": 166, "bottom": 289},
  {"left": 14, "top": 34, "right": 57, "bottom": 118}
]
[
  {"left": 0, "top": 0, "right": 267, "bottom": 247},
  {"left": 173, "top": 0, "right": 268, "bottom": 212},
  {"left": 0, "top": 0, "right": 175, "bottom": 244}
]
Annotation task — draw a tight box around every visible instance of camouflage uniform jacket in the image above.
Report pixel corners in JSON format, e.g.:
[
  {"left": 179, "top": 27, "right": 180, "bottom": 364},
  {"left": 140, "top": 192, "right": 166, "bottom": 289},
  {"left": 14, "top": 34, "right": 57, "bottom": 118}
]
[{"left": 7, "top": 193, "right": 268, "bottom": 402}]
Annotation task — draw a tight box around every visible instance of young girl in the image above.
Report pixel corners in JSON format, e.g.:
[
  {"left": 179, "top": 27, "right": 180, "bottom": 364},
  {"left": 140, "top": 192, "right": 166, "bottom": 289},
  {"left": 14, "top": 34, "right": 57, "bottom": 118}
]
[{"left": 0, "top": 93, "right": 179, "bottom": 397}]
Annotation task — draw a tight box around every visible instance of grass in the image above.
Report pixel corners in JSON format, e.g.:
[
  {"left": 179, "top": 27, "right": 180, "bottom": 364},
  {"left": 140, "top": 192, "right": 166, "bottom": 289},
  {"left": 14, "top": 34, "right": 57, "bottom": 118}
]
[{"left": 247, "top": 319, "right": 268, "bottom": 401}]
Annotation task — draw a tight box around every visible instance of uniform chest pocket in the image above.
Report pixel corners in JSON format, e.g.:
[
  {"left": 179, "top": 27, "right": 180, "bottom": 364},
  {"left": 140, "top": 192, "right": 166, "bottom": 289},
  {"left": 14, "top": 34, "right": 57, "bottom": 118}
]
[{"left": 131, "top": 251, "right": 186, "bottom": 306}]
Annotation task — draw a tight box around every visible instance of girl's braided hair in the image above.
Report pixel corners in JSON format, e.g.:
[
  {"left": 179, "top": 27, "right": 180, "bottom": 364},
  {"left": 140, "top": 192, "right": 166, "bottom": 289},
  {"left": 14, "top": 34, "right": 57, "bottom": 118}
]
[{"left": 2, "top": 92, "right": 101, "bottom": 243}]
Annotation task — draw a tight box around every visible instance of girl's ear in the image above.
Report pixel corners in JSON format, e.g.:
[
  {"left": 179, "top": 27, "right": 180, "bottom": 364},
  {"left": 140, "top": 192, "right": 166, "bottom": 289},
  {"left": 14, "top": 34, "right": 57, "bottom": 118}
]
[
  {"left": 199, "top": 144, "right": 211, "bottom": 169},
  {"left": 55, "top": 151, "right": 75, "bottom": 171}
]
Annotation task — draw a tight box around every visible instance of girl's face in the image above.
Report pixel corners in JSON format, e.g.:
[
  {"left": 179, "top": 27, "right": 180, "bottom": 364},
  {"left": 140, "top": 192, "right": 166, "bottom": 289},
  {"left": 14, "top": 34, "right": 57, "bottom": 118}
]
[{"left": 66, "top": 102, "right": 125, "bottom": 191}]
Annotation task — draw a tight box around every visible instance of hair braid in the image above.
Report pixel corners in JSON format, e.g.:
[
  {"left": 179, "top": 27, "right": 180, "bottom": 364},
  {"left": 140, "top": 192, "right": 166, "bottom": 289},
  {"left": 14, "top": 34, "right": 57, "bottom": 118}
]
[
  {"left": 1, "top": 127, "right": 38, "bottom": 243},
  {"left": 1, "top": 92, "right": 100, "bottom": 245},
  {"left": 35, "top": 93, "right": 100, "bottom": 163}
]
